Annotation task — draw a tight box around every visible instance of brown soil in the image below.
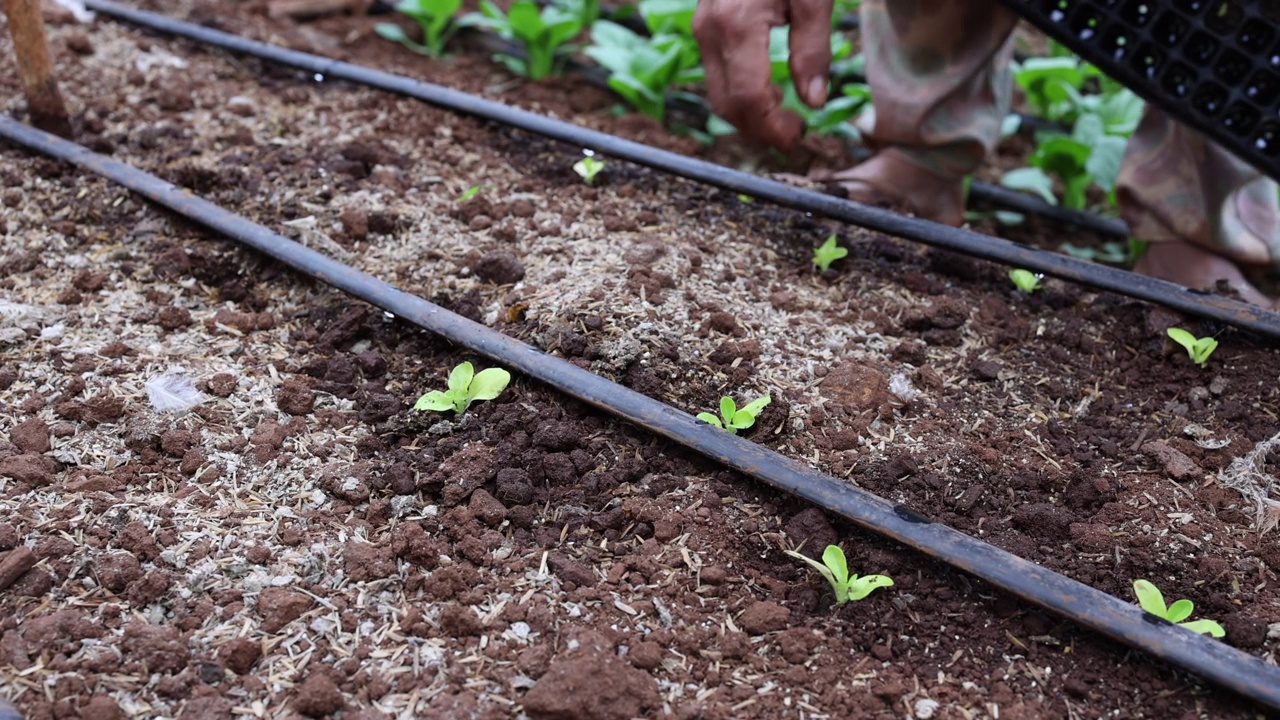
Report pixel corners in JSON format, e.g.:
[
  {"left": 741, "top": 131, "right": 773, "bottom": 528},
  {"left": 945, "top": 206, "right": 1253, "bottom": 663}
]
[{"left": 1, "top": 3, "right": 1279, "bottom": 720}]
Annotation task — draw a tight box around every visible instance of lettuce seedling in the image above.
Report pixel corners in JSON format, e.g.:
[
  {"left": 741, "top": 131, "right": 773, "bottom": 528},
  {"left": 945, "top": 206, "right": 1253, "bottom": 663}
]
[
  {"left": 813, "top": 234, "right": 847, "bottom": 271},
  {"left": 573, "top": 156, "right": 605, "bottom": 185},
  {"left": 697, "top": 395, "right": 770, "bottom": 434},
  {"left": 460, "top": 0, "right": 582, "bottom": 80},
  {"left": 415, "top": 362, "right": 511, "bottom": 414},
  {"left": 1133, "top": 579, "right": 1225, "bottom": 637},
  {"left": 1008, "top": 269, "right": 1042, "bottom": 293},
  {"left": 584, "top": 20, "right": 700, "bottom": 121},
  {"left": 1166, "top": 328, "right": 1218, "bottom": 367},
  {"left": 376, "top": 0, "right": 462, "bottom": 57},
  {"left": 458, "top": 185, "right": 485, "bottom": 202},
  {"left": 785, "top": 545, "right": 894, "bottom": 604}
]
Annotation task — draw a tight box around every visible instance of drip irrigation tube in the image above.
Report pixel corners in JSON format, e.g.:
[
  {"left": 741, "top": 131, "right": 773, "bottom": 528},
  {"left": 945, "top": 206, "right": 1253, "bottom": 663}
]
[
  {"left": 5, "top": 115, "right": 1280, "bottom": 714},
  {"left": 80, "top": 0, "right": 1280, "bottom": 338}
]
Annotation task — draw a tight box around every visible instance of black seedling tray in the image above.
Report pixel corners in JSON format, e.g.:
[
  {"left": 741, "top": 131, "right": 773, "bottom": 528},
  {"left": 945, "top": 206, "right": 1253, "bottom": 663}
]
[{"left": 999, "top": 0, "right": 1280, "bottom": 182}]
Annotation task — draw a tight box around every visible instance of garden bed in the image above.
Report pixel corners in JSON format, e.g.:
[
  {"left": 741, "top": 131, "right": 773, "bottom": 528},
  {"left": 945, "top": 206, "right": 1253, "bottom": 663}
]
[{"left": 1, "top": 2, "right": 1279, "bottom": 719}]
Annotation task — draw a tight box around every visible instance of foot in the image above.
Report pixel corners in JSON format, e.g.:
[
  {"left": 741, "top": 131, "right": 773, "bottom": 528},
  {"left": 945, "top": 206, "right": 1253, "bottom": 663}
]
[
  {"left": 813, "top": 149, "right": 967, "bottom": 227},
  {"left": 1135, "top": 239, "right": 1276, "bottom": 308}
]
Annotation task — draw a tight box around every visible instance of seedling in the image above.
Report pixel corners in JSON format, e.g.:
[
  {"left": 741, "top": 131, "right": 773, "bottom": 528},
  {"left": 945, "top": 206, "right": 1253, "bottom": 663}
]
[
  {"left": 415, "top": 362, "right": 511, "bottom": 414},
  {"left": 1166, "top": 328, "right": 1218, "bottom": 367},
  {"left": 784, "top": 545, "right": 893, "bottom": 605},
  {"left": 376, "top": 0, "right": 463, "bottom": 57},
  {"left": 584, "top": 21, "right": 701, "bottom": 121},
  {"left": 460, "top": 0, "right": 582, "bottom": 80},
  {"left": 812, "top": 234, "right": 848, "bottom": 271},
  {"left": 573, "top": 156, "right": 605, "bottom": 185},
  {"left": 697, "top": 395, "right": 770, "bottom": 434},
  {"left": 1008, "top": 269, "right": 1043, "bottom": 293},
  {"left": 1132, "top": 579, "right": 1225, "bottom": 637},
  {"left": 458, "top": 185, "right": 485, "bottom": 202}
]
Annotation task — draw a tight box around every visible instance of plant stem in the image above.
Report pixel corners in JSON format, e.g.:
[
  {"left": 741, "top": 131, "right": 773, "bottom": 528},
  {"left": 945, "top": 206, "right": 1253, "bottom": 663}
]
[{"left": 2, "top": 0, "right": 74, "bottom": 137}]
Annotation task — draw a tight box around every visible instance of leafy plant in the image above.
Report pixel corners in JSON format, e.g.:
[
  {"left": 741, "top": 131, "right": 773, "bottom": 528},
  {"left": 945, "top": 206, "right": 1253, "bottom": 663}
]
[
  {"left": 697, "top": 395, "right": 770, "bottom": 434},
  {"left": 415, "top": 362, "right": 511, "bottom": 414},
  {"left": 1008, "top": 269, "right": 1042, "bottom": 293},
  {"left": 584, "top": 20, "right": 701, "bottom": 121},
  {"left": 460, "top": 0, "right": 582, "bottom": 80},
  {"left": 813, "top": 234, "right": 848, "bottom": 271},
  {"left": 553, "top": 0, "right": 599, "bottom": 27},
  {"left": 573, "top": 155, "right": 605, "bottom": 185},
  {"left": 375, "top": 0, "right": 463, "bottom": 57},
  {"left": 1132, "top": 579, "right": 1225, "bottom": 637},
  {"left": 638, "top": 0, "right": 697, "bottom": 38},
  {"left": 784, "top": 545, "right": 893, "bottom": 605},
  {"left": 1166, "top": 328, "right": 1219, "bottom": 367},
  {"left": 767, "top": 27, "right": 868, "bottom": 139}
]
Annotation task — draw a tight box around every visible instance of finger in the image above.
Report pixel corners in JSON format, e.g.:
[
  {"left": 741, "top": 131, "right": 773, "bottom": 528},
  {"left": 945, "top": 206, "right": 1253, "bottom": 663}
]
[
  {"left": 716, "top": 18, "right": 804, "bottom": 149},
  {"left": 788, "top": 0, "right": 835, "bottom": 107}
]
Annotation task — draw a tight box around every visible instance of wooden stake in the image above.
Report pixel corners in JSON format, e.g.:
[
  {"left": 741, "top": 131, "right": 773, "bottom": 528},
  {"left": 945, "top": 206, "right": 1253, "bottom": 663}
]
[
  {"left": 3, "top": 0, "right": 73, "bottom": 138},
  {"left": 0, "top": 546, "right": 36, "bottom": 592}
]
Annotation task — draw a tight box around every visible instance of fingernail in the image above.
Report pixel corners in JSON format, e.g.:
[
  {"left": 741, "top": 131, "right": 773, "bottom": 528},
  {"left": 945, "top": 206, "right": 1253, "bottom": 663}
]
[{"left": 808, "top": 77, "right": 828, "bottom": 107}]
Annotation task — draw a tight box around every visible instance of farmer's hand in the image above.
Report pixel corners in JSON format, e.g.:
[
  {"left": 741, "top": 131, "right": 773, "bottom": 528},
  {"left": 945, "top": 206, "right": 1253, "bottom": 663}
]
[{"left": 692, "top": 0, "right": 834, "bottom": 150}]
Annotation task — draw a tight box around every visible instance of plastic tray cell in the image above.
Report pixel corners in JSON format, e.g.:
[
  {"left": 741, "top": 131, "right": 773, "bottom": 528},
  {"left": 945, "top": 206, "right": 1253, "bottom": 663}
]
[{"left": 999, "top": 0, "right": 1280, "bottom": 180}]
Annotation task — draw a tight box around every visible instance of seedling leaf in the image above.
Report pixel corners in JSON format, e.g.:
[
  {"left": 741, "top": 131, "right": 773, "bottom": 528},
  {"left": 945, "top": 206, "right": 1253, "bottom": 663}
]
[
  {"left": 1166, "top": 598, "right": 1194, "bottom": 624},
  {"left": 1009, "top": 269, "right": 1042, "bottom": 293},
  {"left": 414, "top": 390, "right": 455, "bottom": 412},
  {"left": 822, "top": 545, "right": 849, "bottom": 584},
  {"left": 1133, "top": 579, "right": 1167, "bottom": 617},
  {"left": 695, "top": 412, "right": 723, "bottom": 428},
  {"left": 719, "top": 396, "right": 737, "bottom": 421},
  {"left": 1179, "top": 619, "right": 1226, "bottom": 638},
  {"left": 469, "top": 368, "right": 511, "bottom": 401},
  {"left": 448, "top": 362, "right": 475, "bottom": 395}
]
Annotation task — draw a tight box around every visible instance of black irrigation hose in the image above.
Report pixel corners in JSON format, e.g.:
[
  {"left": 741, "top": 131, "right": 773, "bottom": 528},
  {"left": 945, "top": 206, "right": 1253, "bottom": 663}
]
[
  {"left": 81, "top": 1, "right": 1280, "bottom": 338},
  {"left": 4, "top": 116, "right": 1279, "bottom": 713},
  {"left": 968, "top": 179, "right": 1129, "bottom": 238}
]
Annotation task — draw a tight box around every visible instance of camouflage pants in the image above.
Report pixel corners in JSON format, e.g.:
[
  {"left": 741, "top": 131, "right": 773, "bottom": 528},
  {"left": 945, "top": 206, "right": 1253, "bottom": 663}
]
[{"left": 859, "top": 0, "right": 1280, "bottom": 268}]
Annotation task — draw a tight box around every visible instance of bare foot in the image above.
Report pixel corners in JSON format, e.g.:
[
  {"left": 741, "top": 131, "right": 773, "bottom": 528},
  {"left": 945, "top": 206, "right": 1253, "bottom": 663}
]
[
  {"left": 813, "top": 149, "right": 966, "bottom": 227},
  {"left": 1135, "top": 240, "right": 1276, "bottom": 308}
]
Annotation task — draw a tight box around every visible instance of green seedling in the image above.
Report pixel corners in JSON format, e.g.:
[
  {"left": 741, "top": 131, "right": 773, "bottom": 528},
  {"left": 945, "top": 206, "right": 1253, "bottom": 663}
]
[
  {"left": 458, "top": 185, "right": 485, "bottom": 203},
  {"left": 813, "top": 234, "right": 848, "bottom": 271},
  {"left": 1132, "top": 579, "right": 1225, "bottom": 637},
  {"left": 584, "top": 20, "right": 701, "bottom": 121},
  {"left": 415, "top": 362, "right": 511, "bottom": 414},
  {"left": 697, "top": 395, "right": 770, "bottom": 434},
  {"left": 460, "top": 0, "right": 583, "bottom": 80},
  {"left": 784, "top": 545, "right": 893, "bottom": 605},
  {"left": 1166, "top": 328, "right": 1218, "bottom": 367},
  {"left": 375, "top": 0, "right": 463, "bottom": 57},
  {"left": 1008, "top": 269, "right": 1043, "bottom": 293},
  {"left": 573, "top": 156, "right": 605, "bottom": 185}
]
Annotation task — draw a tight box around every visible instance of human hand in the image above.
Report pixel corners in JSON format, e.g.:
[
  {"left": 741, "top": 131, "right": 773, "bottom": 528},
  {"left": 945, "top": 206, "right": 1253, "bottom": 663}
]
[{"left": 692, "top": 0, "right": 834, "bottom": 150}]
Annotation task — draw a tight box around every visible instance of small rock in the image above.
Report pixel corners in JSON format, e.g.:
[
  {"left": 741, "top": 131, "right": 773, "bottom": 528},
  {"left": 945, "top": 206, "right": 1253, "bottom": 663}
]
[
  {"left": 227, "top": 95, "right": 256, "bottom": 117},
  {"left": 276, "top": 379, "right": 315, "bottom": 415},
  {"left": 0, "top": 454, "right": 56, "bottom": 485},
  {"left": 217, "top": 636, "right": 262, "bottom": 674},
  {"left": 468, "top": 489, "right": 507, "bottom": 526},
  {"left": 291, "top": 672, "right": 345, "bottom": 718},
  {"left": 737, "top": 601, "right": 791, "bottom": 635},
  {"left": 10, "top": 417, "right": 51, "bottom": 454},
  {"left": 1141, "top": 441, "right": 1202, "bottom": 481},
  {"left": 523, "top": 632, "right": 660, "bottom": 720},
  {"left": 473, "top": 252, "right": 525, "bottom": 285},
  {"left": 257, "top": 587, "right": 313, "bottom": 633}
]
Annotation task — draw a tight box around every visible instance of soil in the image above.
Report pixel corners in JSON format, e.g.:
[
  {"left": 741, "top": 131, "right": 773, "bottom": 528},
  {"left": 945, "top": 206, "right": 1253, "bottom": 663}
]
[{"left": 2, "top": 2, "right": 1280, "bottom": 720}]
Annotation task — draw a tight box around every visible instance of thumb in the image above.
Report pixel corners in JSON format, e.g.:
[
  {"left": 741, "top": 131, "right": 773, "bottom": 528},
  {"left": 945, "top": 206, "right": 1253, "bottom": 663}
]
[{"left": 788, "top": 0, "right": 835, "bottom": 108}]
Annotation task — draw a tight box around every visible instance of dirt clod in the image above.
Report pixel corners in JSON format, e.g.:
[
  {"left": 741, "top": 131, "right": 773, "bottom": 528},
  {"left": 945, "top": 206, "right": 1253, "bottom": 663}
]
[
  {"left": 737, "top": 601, "right": 791, "bottom": 635},
  {"left": 523, "top": 632, "right": 660, "bottom": 720},
  {"left": 291, "top": 671, "right": 345, "bottom": 717}
]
